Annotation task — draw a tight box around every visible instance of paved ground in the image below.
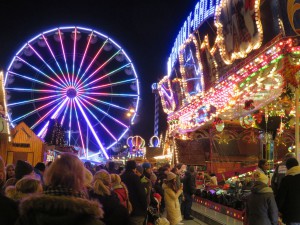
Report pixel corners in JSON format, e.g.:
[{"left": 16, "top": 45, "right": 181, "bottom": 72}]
[{"left": 181, "top": 218, "right": 208, "bottom": 225}]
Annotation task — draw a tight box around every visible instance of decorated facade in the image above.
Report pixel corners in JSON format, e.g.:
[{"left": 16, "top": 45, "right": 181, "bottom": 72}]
[{"left": 158, "top": 0, "right": 300, "bottom": 171}]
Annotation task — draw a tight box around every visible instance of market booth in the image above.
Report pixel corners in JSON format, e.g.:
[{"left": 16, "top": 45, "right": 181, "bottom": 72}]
[
  {"left": 157, "top": 0, "right": 300, "bottom": 223},
  {"left": 6, "top": 122, "right": 44, "bottom": 166}
]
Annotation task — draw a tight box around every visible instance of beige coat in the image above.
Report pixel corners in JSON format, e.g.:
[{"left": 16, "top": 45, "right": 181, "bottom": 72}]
[{"left": 162, "top": 183, "right": 182, "bottom": 225}]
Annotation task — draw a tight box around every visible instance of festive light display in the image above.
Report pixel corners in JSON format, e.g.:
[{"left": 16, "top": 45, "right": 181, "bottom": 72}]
[
  {"left": 5, "top": 26, "right": 140, "bottom": 159},
  {"left": 214, "top": 0, "right": 263, "bottom": 64},
  {"left": 149, "top": 135, "right": 160, "bottom": 147},
  {"left": 163, "top": 37, "right": 300, "bottom": 135}
]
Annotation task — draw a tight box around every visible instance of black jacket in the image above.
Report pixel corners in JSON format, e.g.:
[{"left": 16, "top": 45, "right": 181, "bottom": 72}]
[
  {"left": 0, "top": 194, "right": 19, "bottom": 225},
  {"left": 121, "top": 170, "right": 147, "bottom": 217},
  {"left": 182, "top": 171, "right": 196, "bottom": 195},
  {"left": 276, "top": 165, "right": 300, "bottom": 223}
]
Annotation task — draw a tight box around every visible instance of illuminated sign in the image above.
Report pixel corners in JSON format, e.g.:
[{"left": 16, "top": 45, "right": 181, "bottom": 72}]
[{"left": 168, "top": 0, "right": 219, "bottom": 75}]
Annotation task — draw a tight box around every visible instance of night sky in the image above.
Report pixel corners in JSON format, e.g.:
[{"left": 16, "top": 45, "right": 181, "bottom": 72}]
[{"left": 0, "top": 0, "right": 197, "bottom": 144}]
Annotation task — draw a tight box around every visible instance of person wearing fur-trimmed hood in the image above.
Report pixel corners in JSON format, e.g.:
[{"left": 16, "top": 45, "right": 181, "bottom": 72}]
[
  {"left": 246, "top": 171, "right": 278, "bottom": 225},
  {"left": 15, "top": 153, "right": 104, "bottom": 225},
  {"left": 276, "top": 157, "right": 300, "bottom": 225}
]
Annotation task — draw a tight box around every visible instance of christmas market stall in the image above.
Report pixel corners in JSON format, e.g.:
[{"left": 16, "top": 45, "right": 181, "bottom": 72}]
[
  {"left": 157, "top": 0, "right": 300, "bottom": 223},
  {"left": 6, "top": 122, "right": 44, "bottom": 166}
]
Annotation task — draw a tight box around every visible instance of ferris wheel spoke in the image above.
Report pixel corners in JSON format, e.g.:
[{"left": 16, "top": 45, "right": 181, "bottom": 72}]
[
  {"left": 73, "top": 100, "right": 86, "bottom": 156},
  {"left": 27, "top": 43, "right": 69, "bottom": 87},
  {"left": 7, "top": 94, "right": 64, "bottom": 107},
  {"left": 6, "top": 87, "right": 64, "bottom": 93},
  {"left": 78, "top": 49, "right": 121, "bottom": 88},
  {"left": 84, "top": 78, "right": 137, "bottom": 91},
  {"left": 31, "top": 97, "right": 68, "bottom": 130},
  {"left": 60, "top": 99, "right": 70, "bottom": 126},
  {"left": 7, "top": 71, "right": 60, "bottom": 89},
  {"left": 12, "top": 96, "right": 64, "bottom": 124},
  {"left": 42, "top": 34, "right": 70, "bottom": 86},
  {"left": 76, "top": 39, "right": 109, "bottom": 87},
  {"left": 78, "top": 96, "right": 128, "bottom": 128},
  {"left": 76, "top": 97, "right": 118, "bottom": 142},
  {"left": 74, "top": 98, "right": 109, "bottom": 159},
  {"left": 68, "top": 99, "right": 73, "bottom": 145},
  {"left": 78, "top": 63, "right": 131, "bottom": 90},
  {"left": 80, "top": 95, "right": 128, "bottom": 111},
  {"left": 57, "top": 29, "right": 71, "bottom": 84},
  {"left": 71, "top": 27, "right": 78, "bottom": 87},
  {"left": 83, "top": 92, "right": 138, "bottom": 98},
  {"left": 15, "top": 56, "right": 65, "bottom": 88},
  {"left": 76, "top": 31, "right": 94, "bottom": 83}
]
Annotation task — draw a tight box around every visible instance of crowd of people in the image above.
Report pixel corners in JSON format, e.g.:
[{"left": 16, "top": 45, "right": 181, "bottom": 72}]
[
  {"left": 1, "top": 152, "right": 300, "bottom": 225},
  {"left": 0, "top": 154, "right": 197, "bottom": 225}
]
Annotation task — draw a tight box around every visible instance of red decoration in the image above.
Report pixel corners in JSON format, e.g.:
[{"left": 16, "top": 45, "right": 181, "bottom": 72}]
[{"left": 244, "top": 100, "right": 255, "bottom": 110}]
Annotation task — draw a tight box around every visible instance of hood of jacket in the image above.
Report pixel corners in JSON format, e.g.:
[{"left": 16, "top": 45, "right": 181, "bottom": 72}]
[
  {"left": 286, "top": 165, "right": 300, "bottom": 176},
  {"left": 19, "top": 194, "right": 104, "bottom": 219},
  {"left": 251, "top": 181, "right": 273, "bottom": 194}
]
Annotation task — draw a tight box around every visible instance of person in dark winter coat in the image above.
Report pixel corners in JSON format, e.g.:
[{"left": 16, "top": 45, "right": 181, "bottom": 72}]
[
  {"left": 15, "top": 153, "right": 104, "bottom": 225},
  {"left": 246, "top": 171, "right": 278, "bottom": 225},
  {"left": 271, "top": 152, "right": 295, "bottom": 197},
  {"left": 121, "top": 160, "right": 147, "bottom": 225},
  {"left": 181, "top": 165, "right": 196, "bottom": 220},
  {"left": 276, "top": 157, "right": 300, "bottom": 225}
]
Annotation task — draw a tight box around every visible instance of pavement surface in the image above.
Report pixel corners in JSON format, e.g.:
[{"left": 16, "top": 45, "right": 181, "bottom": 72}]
[{"left": 180, "top": 217, "right": 208, "bottom": 225}]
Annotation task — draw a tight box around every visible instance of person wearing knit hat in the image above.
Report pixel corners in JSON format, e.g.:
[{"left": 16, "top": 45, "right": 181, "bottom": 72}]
[
  {"left": 276, "top": 158, "right": 300, "bottom": 224},
  {"left": 246, "top": 171, "right": 278, "bottom": 225},
  {"left": 271, "top": 152, "right": 296, "bottom": 197},
  {"left": 15, "top": 160, "right": 33, "bottom": 180},
  {"left": 166, "top": 172, "right": 177, "bottom": 181},
  {"left": 135, "top": 165, "right": 144, "bottom": 176},
  {"left": 135, "top": 164, "right": 152, "bottom": 207},
  {"left": 162, "top": 172, "right": 183, "bottom": 225}
]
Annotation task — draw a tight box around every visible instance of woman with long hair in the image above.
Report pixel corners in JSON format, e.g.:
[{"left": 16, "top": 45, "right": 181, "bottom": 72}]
[
  {"left": 90, "top": 169, "right": 130, "bottom": 225},
  {"left": 162, "top": 172, "right": 183, "bottom": 225},
  {"left": 16, "top": 153, "right": 104, "bottom": 225}
]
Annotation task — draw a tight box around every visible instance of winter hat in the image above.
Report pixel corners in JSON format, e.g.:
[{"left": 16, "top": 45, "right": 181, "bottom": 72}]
[
  {"left": 34, "top": 162, "right": 46, "bottom": 172},
  {"left": 286, "top": 157, "right": 299, "bottom": 170},
  {"left": 153, "top": 193, "right": 162, "bottom": 202},
  {"left": 142, "top": 162, "right": 151, "bottom": 169},
  {"left": 166, "top": 172, "right": 177, "bottom": 181},
  {"left": 15, "top": 160, "right": 33, "bottom": 180},
  {"left": 136, "top": 165, "right": 144, "bottom": 174},
  {"left": 253, "top": 171, "right": 268, "bottom": 184},
  {"left": 125, "top": 160, "right": 136, "bottom": 171}
]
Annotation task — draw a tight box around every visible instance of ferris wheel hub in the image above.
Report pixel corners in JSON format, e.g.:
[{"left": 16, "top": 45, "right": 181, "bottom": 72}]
[{"left": 66, "top": 87, "right": 77, "bottom": 98}]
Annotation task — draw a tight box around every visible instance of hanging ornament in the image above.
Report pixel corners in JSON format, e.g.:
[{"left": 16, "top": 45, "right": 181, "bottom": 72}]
[
  {"left": 240, "top": 116, "right": 252, "bottom": 129},
  {"left": 213, "top": 117, "right": 224, "bottom": 132},
  {"left": 244, "top": 100, "right": 255, "bottom": 110}
]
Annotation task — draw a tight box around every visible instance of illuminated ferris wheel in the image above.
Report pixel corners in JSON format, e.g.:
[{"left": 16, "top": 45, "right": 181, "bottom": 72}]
[{"left": 5, "top": 26, "right": 140, "bottom": 159}]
